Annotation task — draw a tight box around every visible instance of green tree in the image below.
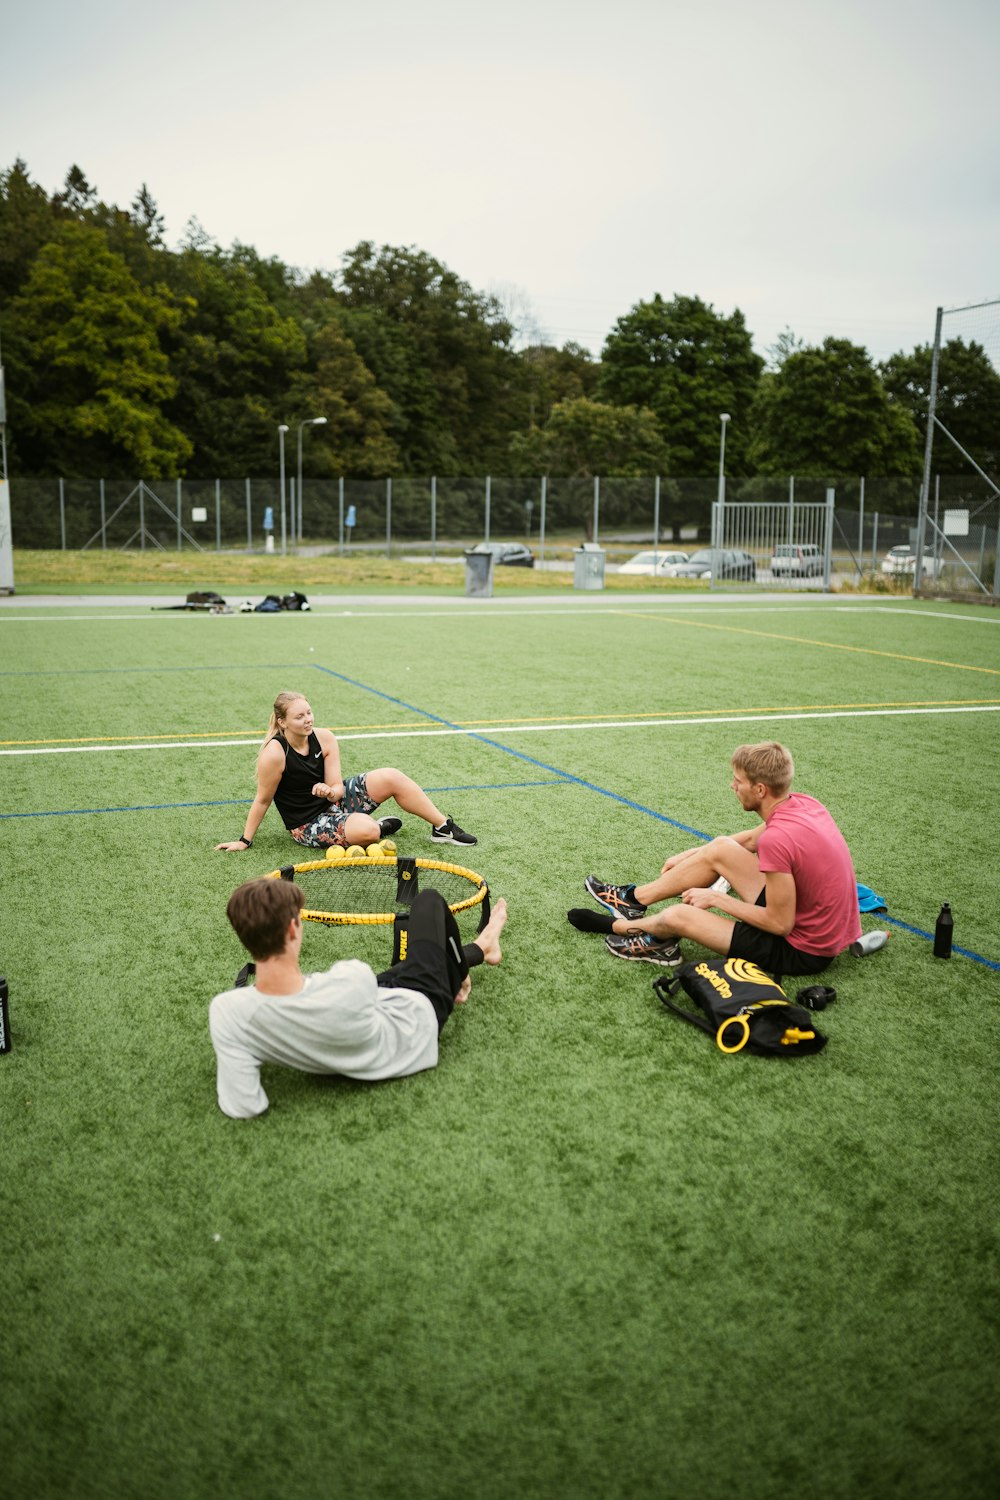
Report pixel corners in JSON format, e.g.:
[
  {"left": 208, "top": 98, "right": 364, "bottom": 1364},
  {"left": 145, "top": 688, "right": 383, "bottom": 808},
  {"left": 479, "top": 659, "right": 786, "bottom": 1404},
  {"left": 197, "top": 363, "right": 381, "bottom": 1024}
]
[
  {"left": 101, "top": 185, "right": 173, "bottom": 288},
  {"left": 598, "top": 293, "right": 763, "bottom": 475},
  {"left": 53, "top": 164, "right": 97, "bottom": 218},
  {"left": 4, "top": 221, "right": 191, "bottom": 476},
  {"left": 338, "top": 242, "right": 520, "bottom": 473},
  {"left": 287, "top": 316, "right": 400, "bottom": 477},
  {"left": 509, "top": 397, "right": 669, "bottom": 477},
  {"left": 765, "top": 326, "right": 805, "bottom": 371},
  {"left": 288, "top": 268, "right": 343, "bottom": 336},
  {"left": 130, "top": 184, "right": 166, "bottom": 247},
  {"left": 880, "top": 338, "right": 1000, "bottom": 476},
  {"left": 162, "top": 247, "right": 308, "bottom": 473},
  {"left": 227, "top": 241, "right": 301, "bottom": 320},
  {"left": 0, "top": 159, "right": 59, "bottom": 309},
  {"left": 748, "top": 337, "right": 922, "bottom": 477},
  {"left": 517, "top": 342, "right": 599, "bottom": 431}
]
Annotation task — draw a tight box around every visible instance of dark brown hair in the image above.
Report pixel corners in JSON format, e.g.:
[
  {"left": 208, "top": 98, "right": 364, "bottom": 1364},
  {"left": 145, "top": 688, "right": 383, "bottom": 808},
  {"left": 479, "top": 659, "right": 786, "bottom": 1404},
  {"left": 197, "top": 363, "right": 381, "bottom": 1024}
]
[{"left": 226, "top": 878, "right": 305, "bottom": 959}]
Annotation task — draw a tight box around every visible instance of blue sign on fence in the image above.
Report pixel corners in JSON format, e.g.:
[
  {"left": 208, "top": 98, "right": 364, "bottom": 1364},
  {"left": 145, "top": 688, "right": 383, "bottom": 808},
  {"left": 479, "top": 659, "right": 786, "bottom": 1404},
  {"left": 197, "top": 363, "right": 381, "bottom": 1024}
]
[
  {"left": 263, "top": 506, "right": 274, "bottom": 532},
  {"left": 345, "top": 505, "right": 357, "bottom": 529}
]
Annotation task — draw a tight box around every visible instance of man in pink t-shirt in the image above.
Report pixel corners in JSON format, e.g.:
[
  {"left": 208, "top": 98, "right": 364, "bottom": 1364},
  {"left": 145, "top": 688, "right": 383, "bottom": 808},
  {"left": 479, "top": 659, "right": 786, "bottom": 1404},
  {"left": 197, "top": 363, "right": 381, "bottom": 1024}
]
[{"left": 569, "top": 741, "right": 861, "bottom": 977}]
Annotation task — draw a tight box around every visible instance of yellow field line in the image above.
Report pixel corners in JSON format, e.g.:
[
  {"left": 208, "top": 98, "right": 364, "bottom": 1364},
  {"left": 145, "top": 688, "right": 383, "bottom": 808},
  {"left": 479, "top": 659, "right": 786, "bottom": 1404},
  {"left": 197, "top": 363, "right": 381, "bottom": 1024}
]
[
  {"left": 4, "top": 697, "right": 1000, "bottom": 747},
  {"left": 619, "top": 612, "right": 1000, "bottom": 675}
]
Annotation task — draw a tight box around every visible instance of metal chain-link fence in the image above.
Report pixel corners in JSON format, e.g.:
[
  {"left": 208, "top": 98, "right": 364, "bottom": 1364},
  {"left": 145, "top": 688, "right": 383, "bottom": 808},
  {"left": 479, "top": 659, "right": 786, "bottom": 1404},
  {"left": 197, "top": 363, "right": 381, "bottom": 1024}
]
[
  {"left": 6, "top": 472, "right": 997, "bottom": 594},
  {"left": 917, "top": 298, "right": 1000, "bottom": 598}
]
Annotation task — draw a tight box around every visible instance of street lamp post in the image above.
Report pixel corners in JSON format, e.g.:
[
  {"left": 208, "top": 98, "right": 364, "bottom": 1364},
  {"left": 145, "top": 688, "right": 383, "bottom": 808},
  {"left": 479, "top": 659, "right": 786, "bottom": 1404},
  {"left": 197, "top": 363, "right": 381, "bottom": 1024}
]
[
  {"left": 717, "top": 414, "right": 731, "bottom": 510},
  {"left": 296, "top": 416, "right": 327, "bottom": 543},
  {"left": 716, "top": 414, "right": 731, "bottom": 554},
  {"left": 277, "top": 424, "right": 289, "bottom": 555}
]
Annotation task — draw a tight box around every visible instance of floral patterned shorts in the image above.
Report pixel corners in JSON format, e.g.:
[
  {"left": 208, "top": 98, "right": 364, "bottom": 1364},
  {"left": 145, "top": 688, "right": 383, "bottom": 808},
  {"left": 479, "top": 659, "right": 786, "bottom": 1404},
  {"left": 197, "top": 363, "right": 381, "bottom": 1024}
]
[{"left": 289, "top": 773, "right": 378, "bottom": 848}]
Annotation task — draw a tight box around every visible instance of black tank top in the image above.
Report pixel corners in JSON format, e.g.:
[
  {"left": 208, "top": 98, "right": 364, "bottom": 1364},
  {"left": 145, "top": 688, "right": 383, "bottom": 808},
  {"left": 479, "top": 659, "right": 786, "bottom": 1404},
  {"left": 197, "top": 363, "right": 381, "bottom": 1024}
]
[{"left": 271, "top": 731, "right": 329, "bottom": 829}]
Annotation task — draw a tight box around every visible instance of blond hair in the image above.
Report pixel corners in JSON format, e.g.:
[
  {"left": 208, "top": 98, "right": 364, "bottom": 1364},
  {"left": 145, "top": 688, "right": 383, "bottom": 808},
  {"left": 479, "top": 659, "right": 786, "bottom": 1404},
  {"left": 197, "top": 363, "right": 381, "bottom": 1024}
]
[
  {"left": 731, "top": 742, "right": 794, "bottom": 795},
  {"left": 262, "top": 691, "right": 307, "bottom": 747}
]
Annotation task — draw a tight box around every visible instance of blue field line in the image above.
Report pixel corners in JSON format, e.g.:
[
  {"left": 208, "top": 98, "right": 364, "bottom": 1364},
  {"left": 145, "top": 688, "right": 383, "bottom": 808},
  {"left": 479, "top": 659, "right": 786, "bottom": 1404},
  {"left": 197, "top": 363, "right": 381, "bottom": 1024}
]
[
  {"left": 310, "top": 663, "right": 1000, "bottom": 973},
  {"left": 881, "top": 915, "right": 1000, "bottom": 971},
  {"left": 3, "top": 799, "right": 253, "bottom": 818},
  {"left": 0, "top": 781, "right": 563, "bottom": 821},
  {"left": 311, "top": 663, "right": 713, "bottom": 840}
]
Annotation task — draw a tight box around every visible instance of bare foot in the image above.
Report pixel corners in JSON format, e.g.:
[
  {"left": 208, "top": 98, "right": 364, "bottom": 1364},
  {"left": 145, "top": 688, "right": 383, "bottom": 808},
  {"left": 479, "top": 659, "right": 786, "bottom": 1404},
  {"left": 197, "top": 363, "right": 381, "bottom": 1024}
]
[
  {"left": 473, "top": 897, "right": 507, "bottom": 966},
  {"left": 454, "top": 975, "right": 472, "bottom": 1005}
]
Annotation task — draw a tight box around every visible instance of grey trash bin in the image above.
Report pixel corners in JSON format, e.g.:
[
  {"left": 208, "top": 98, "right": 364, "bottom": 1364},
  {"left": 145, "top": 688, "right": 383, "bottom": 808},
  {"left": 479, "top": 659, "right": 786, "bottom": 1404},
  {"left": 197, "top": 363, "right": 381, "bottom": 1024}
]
[
  {"left": 464, "top": 548, "right": 495, "bottom": 598},
  {"left": 573, "top": 543, "right": 606, "bottom": 591}
]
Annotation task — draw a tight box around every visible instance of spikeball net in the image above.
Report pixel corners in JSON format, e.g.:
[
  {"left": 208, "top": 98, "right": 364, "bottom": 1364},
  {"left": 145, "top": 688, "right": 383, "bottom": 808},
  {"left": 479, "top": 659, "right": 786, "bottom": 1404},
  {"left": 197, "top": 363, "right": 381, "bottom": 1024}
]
[{"left": 262, "top": 838, "right": 491, "bottom": 931}]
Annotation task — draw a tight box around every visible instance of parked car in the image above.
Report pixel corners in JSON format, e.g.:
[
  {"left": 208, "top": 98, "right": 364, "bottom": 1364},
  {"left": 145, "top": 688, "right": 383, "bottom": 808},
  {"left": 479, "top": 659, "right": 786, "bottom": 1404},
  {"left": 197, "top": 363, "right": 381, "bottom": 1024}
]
[
  {"left": 769, "top": 543, "right": 824, "bottom": 577},
  {"left": 670, "top": 548, "right": 757, "bottom": 581},
  {"left": 468, "top": 541, "right": 535, "bottom": 568},
  {"left": 880, "top": 544, "right": 932, "bottom": 577},
  {"left": 617, "top": 549, "right": 690, "bottom": 576}
]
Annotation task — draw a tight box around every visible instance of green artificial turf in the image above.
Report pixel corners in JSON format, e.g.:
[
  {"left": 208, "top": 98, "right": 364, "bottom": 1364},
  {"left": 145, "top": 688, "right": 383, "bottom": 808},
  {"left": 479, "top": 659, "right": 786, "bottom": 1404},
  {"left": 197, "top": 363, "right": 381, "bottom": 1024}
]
[{"left": 2, "top": 594, "right": 998, "bottom": 1500}]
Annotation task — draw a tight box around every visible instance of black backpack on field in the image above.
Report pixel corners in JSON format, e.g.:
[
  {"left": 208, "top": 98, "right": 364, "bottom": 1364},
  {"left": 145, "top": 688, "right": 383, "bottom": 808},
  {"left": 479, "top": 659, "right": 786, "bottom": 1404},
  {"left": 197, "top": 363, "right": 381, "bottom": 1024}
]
[
  {"left": 653, "top": 957, "right": 827, "bottom": 1057},
  {"left": 253, "top": 591, "right": 310, "bottom": 612},
  {"left": 152, "top": 590, "right": 230, "bottom": 612}
]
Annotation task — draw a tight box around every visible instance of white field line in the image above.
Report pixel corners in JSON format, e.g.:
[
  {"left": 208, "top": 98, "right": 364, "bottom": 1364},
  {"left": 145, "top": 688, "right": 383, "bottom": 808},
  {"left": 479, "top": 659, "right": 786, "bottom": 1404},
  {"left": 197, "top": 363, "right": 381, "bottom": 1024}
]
[
  {"left": 2, "top": 601, "right": 998, "bottom": 624},
  {"left": 833, "top": 607, "right": 1000, "bottom": 625},
  {"left": 4, "top": 702, "right": 1000, "bottom": 757}
]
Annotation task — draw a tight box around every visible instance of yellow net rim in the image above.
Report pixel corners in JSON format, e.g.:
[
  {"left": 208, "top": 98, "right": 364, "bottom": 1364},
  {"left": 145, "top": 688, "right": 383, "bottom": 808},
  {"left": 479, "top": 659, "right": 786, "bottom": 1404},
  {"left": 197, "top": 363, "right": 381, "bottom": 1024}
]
[{"left": 261, "top": 854, "right": 489, "bottom": 925}]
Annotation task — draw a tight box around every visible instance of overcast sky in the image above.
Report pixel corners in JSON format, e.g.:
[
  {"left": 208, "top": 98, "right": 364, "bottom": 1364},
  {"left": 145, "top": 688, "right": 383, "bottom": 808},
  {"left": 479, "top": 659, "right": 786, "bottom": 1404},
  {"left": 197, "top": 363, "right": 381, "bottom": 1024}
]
[{"left": 3, "top": 0, "right": 998, "bottom": 364}]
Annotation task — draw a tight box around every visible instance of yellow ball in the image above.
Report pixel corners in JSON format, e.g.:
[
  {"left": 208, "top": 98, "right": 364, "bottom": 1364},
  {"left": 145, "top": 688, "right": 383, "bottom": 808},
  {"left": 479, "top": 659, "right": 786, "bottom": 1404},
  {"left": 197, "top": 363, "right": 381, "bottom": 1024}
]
[
  {"left": 325, "top": 845, "right": 346, "bottom": 862},
  {"left": 346, "top": 844, "right": 367, "bottom": 859},
  {"left": 378, "top": 838, "right": 396, "bottom": 856}
]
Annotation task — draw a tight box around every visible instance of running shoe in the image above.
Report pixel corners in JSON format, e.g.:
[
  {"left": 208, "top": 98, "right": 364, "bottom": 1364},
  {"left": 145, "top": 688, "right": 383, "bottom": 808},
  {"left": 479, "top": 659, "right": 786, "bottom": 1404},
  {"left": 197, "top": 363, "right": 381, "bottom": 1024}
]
[
  {"left": 378, "top": 817, "right": 403, "bottom": 837},
  {"left": 604, "top": 933, "right": 683, "bottom": 966},
  {"left": 584, "top": 875, "right": 647, "bottom": 921},
  {"left": 431, "top": 817, "right": 477, "bottom": 846}
]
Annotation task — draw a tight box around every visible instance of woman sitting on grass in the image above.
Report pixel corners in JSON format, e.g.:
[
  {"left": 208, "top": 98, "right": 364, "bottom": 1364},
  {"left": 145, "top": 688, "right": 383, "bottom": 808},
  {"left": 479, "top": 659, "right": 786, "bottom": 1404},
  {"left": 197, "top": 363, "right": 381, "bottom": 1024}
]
[{"left": 215, "top": 691, "right": 477, "bottom": 854}]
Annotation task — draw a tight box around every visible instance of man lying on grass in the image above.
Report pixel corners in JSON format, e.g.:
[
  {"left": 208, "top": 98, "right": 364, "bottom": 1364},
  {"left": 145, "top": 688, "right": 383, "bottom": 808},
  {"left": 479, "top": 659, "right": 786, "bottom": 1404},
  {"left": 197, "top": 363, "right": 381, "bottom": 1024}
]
[
  {"left": 568, "top": 740, "right": 860, "bottom": 977},
  {"left": 210, "top": 877, "right": 507, "bottom": 1119}
]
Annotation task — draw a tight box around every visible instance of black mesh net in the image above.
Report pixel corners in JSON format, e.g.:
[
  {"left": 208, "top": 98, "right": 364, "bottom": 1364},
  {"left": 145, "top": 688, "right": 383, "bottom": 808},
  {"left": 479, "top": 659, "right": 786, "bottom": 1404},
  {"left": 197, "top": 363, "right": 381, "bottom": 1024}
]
[{"left": 267, "top": 855, "right": 488, "bottom": 928}]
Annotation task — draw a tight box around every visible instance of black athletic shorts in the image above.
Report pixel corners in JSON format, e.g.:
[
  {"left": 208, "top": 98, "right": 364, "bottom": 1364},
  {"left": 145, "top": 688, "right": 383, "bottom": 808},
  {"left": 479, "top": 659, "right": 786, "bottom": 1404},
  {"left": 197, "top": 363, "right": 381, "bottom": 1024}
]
[
  {"left": 375, "top": 888, "right": 469, "bottom": 1032},
  {"left": 728, "top": 888, "right": 835, "bottom": 978}
]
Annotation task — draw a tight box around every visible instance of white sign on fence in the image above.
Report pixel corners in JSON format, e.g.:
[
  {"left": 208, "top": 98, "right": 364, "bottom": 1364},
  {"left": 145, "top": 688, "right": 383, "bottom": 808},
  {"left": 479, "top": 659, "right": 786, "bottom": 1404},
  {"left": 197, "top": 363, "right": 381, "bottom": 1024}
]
[{"left": 944, "top": 508, "right": 969, "bottom": 536}]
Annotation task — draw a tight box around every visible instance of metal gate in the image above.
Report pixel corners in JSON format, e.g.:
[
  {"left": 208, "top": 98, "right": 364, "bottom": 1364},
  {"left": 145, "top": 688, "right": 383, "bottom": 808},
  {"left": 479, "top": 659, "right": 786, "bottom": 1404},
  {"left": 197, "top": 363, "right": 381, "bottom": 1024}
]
[{"left": 710, "top": 490, "right": 834, "bottom": 590}]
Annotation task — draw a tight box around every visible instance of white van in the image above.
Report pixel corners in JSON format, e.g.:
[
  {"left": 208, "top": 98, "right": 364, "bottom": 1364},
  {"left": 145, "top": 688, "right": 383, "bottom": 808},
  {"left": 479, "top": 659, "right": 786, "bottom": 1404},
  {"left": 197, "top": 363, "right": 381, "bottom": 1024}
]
[{"left": 769, "top": 543, "right": 824, "bottom": 577}]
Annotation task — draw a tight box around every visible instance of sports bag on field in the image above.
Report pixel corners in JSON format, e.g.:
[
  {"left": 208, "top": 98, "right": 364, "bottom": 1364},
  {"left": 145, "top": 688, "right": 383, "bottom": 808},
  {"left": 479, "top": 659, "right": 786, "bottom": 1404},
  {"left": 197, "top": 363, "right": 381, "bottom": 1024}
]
[
  {"left": 653, "top": 957, "right": 827, "bottom": 1057},
  {"left": 252, "top": 591, "right": 311, "bottom": 612}
]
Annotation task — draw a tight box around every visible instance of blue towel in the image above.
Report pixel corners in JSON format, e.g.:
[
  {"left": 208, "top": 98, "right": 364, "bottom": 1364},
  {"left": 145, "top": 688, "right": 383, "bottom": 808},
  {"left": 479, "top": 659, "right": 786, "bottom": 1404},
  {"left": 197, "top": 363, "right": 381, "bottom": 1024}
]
[{"left": 857, "top": 883, "right": 887, "bottom": 913}]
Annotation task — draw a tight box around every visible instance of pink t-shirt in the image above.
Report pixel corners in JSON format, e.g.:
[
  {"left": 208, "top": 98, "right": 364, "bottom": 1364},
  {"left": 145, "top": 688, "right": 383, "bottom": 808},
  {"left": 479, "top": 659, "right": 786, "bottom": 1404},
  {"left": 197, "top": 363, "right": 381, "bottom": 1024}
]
[{"left": 757, "top": 793, "right": 861, "bottom": 955}]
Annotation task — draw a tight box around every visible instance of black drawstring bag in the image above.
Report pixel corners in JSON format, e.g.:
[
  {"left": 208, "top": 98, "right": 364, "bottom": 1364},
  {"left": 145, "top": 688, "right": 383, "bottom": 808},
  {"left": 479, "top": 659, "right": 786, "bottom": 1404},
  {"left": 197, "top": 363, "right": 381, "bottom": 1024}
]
[{"left": 653, "top": 957, "right": 827, "bottom": 1057}]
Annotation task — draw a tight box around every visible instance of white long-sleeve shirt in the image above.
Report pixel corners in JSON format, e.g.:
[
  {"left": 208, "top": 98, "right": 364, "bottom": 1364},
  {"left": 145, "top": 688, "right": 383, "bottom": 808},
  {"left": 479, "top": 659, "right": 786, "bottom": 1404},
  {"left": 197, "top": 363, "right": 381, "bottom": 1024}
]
[{"left": 209, "top": 959, "right": 439, "bottom": 1118}]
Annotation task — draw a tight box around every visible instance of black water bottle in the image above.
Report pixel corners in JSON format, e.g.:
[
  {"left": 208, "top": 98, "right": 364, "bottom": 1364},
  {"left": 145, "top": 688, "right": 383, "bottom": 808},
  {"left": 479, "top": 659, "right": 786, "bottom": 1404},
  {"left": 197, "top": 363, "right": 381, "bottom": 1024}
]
[
  {"left": 933, "top": 903, "right": 953, "bottom": 959},
  {"left": 0, "top": 976, "right": 10, "bottom": 1054}
]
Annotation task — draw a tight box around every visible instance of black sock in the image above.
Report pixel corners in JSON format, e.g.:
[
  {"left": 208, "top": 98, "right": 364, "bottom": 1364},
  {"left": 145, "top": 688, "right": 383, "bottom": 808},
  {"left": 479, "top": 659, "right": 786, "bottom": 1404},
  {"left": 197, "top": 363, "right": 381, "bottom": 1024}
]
[
  {"left": 623, "top": 885, "right": 646, "bottom": 910},
  {"left": 567, "top": 908, "right": 616, "bottom": 934}
]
